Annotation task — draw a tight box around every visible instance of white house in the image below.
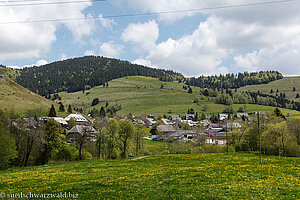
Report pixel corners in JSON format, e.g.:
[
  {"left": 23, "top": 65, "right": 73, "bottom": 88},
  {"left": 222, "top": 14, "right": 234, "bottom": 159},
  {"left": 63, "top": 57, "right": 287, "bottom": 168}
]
[
  {"left": 181, "top": 120, "right": 198, "bottom": 127},
  {"left": 65, "top": 114, "right": 88, "bottom": 123},
  {"left": 53, "top": 117, "right": 68, "bottom": 126},
  {"left": 219, "top": 114, "right": 228, "bottom": 121}
]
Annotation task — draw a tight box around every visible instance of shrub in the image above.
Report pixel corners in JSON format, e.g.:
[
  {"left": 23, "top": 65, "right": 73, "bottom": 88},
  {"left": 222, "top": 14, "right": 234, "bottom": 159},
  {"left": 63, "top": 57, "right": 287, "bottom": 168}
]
[
  {"left": 91, "top": 98, "right": 99, "bottom": 106},
  {"left": 55, "top": 146, "right": 73, "bottom": 162}
]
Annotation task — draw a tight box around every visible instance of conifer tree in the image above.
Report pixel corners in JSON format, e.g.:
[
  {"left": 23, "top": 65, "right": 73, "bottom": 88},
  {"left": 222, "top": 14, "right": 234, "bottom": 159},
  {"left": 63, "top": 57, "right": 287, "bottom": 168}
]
[
  {"left": 59, "top": 103, "right": 65, "bottom": 112},
  {"left": 68, "top": 105, "right": 72, "bottom": 113},
  {"left": 48, "top": 104, "right": 56, "bottom": 117}
]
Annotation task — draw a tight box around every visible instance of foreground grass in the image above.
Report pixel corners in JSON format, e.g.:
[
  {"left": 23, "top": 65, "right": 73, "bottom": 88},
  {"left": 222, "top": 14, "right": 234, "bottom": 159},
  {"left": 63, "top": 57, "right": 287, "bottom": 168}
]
[{"left": 0, "top": 153, "right": 299, "bottom": 199}]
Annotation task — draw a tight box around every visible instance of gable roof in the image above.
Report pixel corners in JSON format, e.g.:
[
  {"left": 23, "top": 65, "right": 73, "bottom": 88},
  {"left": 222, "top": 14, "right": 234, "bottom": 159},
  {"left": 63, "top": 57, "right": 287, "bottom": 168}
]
[
  {"left": 68, "top": 125, "right": 97, "bottom": 136},
  {"left": 65, "top": 114, "right": 88, "bottom": 122},
  {"left": 156, "top": 125, "right": 176, "bottom": 132}
]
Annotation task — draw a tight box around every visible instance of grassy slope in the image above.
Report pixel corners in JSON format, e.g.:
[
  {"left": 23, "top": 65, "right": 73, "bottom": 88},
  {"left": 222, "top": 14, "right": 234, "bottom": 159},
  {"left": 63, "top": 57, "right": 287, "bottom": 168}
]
[
  {"left": 58, "top": 76, "right": 300, "bottom": 117},
  {"left": 239, "top": 77, "right": 300, "bottom": 103},
  {"left": 0, "top": 76, "right": 54, "bottom": 115},
  {"left": 0, "top": 153, "right": 299, "bottom": 199}
]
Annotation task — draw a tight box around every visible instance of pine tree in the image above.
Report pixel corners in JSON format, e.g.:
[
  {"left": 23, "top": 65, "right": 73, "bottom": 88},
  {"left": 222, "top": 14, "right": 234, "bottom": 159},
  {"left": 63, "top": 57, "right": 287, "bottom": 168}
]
[
  {"left": 48, "top": 104, "right": 56, "bottom": 117},
  {"left": 99, "top": 106, "right": 106, "bottom": 118},
  {"left": 188, "top": 87, "right": 193, "bottom": 93},
  {"left": 296, "top": 93, "right": 300, "bottom": 98},
  {"left": 59, "top": 103, "right": 65, "bottom": 112},
  {"left": 293, "top": 87, "right": 296, "bottom": 92},
  {"left": 68, "top": 105, "right": 72, "bottom": 113},
  {"left": 270, "top": 89, "right": 273, "bottom": 93}
]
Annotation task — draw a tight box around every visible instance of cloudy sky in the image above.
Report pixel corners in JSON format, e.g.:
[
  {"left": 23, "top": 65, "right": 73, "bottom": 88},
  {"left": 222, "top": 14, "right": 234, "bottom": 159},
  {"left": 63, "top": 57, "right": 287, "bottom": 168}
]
[{"left": 1, "top": 0, "right": 300, "bottom": 76}]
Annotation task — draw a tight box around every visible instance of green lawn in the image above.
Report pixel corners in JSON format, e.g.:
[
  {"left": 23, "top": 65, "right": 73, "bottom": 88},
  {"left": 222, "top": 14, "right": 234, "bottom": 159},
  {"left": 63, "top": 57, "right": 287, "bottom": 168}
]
[
  {"left": 58, "top": 76, "right": 300, "bottom": 117},
  {"left": 0, "top": 77, "right": 54, "bottom": 115},
  {"left": 239, "top": 77, "right": 300, "bottom": 103},
  {"left": 0, "top": 153, "right": 299, "bottom": 199}
]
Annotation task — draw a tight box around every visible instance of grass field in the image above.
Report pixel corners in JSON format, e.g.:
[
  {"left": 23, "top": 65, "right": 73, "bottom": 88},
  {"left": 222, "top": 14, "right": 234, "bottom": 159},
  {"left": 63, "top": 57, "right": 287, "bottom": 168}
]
[
  {"left": 239, "top": 77, "right": 300, "bottom": 103},
  {"left": 0, "top": 153, "right": 299, "bottom": 199},
  {"left": 58, "top": 76, "right": 300, "bottom": 117},
  {"left": 0, "top": 77, "right": 54, "bottom": 115}
]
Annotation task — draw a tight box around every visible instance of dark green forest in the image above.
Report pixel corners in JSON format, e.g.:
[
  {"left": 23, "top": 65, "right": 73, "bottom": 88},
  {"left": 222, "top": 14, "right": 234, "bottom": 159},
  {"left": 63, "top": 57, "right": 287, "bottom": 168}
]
[
  {"left": 185, "top": 71, "right": 283, "bottom": 89},
  {"left": 15, "top": 56, "right": 183, "bottom": 96}
]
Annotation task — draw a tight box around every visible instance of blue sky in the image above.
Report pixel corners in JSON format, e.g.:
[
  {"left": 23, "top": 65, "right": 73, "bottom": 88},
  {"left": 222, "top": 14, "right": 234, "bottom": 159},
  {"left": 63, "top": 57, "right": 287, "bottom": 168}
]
[{"left": 1, "top": 0, "right": 300, "bottom": 76}]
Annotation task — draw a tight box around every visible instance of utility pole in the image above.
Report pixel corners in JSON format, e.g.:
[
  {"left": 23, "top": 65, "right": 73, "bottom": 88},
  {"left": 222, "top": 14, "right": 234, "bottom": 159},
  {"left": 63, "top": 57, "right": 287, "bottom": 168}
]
[{"left": 258, "top": 111, "right": 262, "bottom": 164}]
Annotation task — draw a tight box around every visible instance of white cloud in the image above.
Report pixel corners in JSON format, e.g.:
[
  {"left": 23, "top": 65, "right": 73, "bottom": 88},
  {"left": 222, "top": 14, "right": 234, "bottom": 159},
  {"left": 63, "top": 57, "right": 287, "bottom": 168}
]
[
  {"left": 234, "top": 42, "right": 300, "bottom": 75},
  {"left": 35, "top": 59, "right": 48, "bottom": 66},
  {"left": 120, "top": 0, "right": 300, "bottom": 25},
  {"left": 135, "top": 17, "right": 229, "bottom": 76},
  {"left": 99, "top": 41, "right": 124, "bottom": 58},
  {"left": 84, "top": 50, "right": 95, "bottom": 56},
  {"left": 132, "top": 58, "right": 157, "bottom": 68},
  {"left": 0, "top": 0, "right": 94, "bottom": 62},
  {"left": 121, "top": 20, "right": 159, "bottom": 52},
  {"left": 98, "top": 14, "right": 116, "bottom": 30}
]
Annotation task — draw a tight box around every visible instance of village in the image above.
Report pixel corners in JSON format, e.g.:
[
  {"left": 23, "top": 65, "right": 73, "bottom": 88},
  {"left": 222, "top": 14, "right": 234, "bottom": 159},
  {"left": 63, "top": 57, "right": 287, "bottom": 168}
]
[{"left": 20, "top": 111, "right": 250, "bottom": 147}]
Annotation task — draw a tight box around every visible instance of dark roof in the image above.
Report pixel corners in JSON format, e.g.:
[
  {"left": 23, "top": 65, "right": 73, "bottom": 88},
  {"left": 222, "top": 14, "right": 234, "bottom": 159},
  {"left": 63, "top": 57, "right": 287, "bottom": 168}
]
[{"left": 68, "top": 125, "right": 97, "bottom": 136}]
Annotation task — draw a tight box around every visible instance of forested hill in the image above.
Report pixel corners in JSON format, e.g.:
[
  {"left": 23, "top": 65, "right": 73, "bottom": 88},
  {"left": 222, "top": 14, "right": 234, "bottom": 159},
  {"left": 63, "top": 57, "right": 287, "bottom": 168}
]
[
  {"left": 185, "top": 71, "right": 283, "bottom": 89},
  {"left": 16, "top": 56, "right": 183, "bottom": 96}
]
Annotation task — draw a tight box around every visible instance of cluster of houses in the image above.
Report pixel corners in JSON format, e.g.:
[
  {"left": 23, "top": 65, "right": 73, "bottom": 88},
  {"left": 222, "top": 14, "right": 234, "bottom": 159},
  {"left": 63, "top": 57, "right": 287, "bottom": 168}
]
[
  {"left": 136, "top": 113, "right": 248, "bottom": 145},
  {"left": 20, "top": 112, "right": 249, "bottom": 145}
]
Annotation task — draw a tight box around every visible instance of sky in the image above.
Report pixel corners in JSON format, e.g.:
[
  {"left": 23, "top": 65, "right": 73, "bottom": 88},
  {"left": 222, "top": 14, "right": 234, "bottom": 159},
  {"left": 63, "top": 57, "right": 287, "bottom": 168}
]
[{"left": 1, "top": 0, "right": 300, "bottom": 76}]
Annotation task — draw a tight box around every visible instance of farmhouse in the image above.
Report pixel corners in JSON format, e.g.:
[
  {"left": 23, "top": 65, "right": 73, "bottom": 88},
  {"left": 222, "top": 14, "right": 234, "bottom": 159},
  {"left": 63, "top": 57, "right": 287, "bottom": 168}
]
[
  {"left": 53, "top": 117, "right": 68, "bottom": 127},
  {"left": 65, "top": 114, "right": 88, "bottom": 124},
  {"left": 160, "top": 118, "right": 174, "bottom": 125},
  {"left": 181, "top": 120, "right": 198, "bottom": 127},
  {"left": 171, "top": 115, "right": 182, "bottom": 122},
  {"left": 219, "top": 114, "right": 228, "bottom": 121},
  {"left": 67, "top": 125, "right": 97, "bottom": 143},
  {"left": 150, "top": 124, "right": 176, "bottom": 136},
  {"left": 205, "top": 127, "right": 227, "bottom": 145},
  {"left": 164, "top": 130, "right": 200, "bottom": 141}
]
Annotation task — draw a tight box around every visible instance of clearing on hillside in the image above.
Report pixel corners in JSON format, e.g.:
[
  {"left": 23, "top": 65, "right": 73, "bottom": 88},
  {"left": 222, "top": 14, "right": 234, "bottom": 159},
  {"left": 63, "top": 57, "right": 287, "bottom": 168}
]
[{"left": 239, "top": 76, "right": 300, "bottom": 103}]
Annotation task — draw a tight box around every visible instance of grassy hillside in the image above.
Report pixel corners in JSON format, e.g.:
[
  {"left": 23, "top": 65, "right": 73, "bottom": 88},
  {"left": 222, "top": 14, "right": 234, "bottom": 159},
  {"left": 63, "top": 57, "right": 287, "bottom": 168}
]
[
  {"left": 239, "top": 76, "right": 300, "bottom": 103},
  {"left": 0, "top": 65, "right": 20, "bottom": 80},
  {"left": 58, "top": 76, "right": 300, "bottom": 117},
  {"left": 0, "top": 153, "right": 299, "bottom": 199},
  {"left": 0, "top": 76, "right": 54, "bottom": 115}
]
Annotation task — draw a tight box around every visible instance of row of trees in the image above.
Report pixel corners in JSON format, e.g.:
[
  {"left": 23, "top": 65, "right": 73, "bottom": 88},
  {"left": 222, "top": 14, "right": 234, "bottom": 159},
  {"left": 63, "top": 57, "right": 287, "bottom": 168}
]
[
  {"left": 0, "top": 109, "right": 64, "bottom": 169},
  {"left": 185, "top": 71, "right": 283, "bottom": 89},
  {"left": 224, "top": 110, "right": 300, "bottom": 157},
  {"left": 0, "top": 107, "right": 149, "bottom": 170},
  {"left": 198, "top": 87, "right": 300, "bottom": 111},
  {"left": 94, "top": 119, "right": 146, "bottom": 159}
]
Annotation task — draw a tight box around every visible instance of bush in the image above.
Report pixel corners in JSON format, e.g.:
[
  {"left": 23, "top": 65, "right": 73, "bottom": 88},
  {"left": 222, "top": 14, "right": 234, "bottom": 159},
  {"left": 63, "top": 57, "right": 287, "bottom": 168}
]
[
  {"left": 91, "top": 98, "right": 99, "bottom": 106},
  {"left": 0, "top": 131, "right": 17, "bottom": 170},
  {"left": 74, "top": 149, "right": 92, "bottom": 160},
  {"left": 285, "top": 142, "right": 300, "bottom": 157},
  {"left": 55, "top": 146, "right": 73, "bottom": 162}
]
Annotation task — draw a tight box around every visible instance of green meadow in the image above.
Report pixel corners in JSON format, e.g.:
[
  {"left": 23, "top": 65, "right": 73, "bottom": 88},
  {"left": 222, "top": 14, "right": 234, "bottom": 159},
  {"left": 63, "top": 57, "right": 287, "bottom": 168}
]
[
  {"left": 0, "top": 152, "right": 299, "bottom": 199},
  {"left": 0, "top": 78, "right": 53, "bottom": 115},
  {"left": 239, "top": 76, "right": 300, "bottom": 103},
  {"left": 58, "top": 76, "right": 300, "bottom": 117}
]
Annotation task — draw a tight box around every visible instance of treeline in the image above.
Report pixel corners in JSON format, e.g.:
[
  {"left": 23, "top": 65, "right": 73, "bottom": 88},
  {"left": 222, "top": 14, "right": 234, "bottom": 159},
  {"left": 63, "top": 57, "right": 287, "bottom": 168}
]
[
  {"left": 185, "top": 71, "right": 283, "bottom": 89},
  {"left": 16, "top": 56, "right": 183, "bottom": 96},
  {"left": 198, "top": 88, "right": 300, "bottom": 111},
  {"left": 225, "top": 111, "right": 300, "bottom": 157},
  {"left": 0, "top": 108, "right": 148, "bottom": 170}
]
